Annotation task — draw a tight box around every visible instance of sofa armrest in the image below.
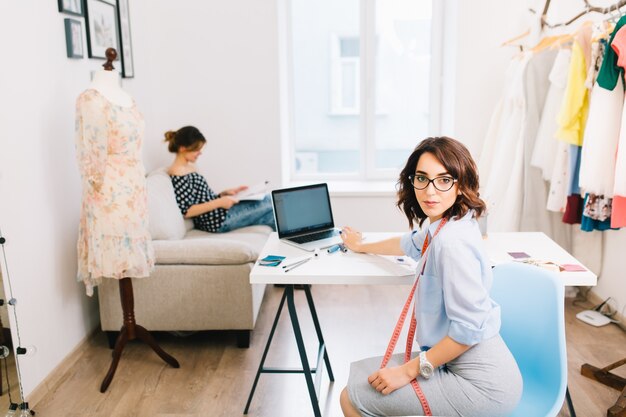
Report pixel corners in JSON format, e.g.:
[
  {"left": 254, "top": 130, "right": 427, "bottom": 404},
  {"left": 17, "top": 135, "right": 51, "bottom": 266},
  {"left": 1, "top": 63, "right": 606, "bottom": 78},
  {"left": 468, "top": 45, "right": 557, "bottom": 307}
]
[{"left": 153, "top": 238, "right": 259, "bottom": 265}]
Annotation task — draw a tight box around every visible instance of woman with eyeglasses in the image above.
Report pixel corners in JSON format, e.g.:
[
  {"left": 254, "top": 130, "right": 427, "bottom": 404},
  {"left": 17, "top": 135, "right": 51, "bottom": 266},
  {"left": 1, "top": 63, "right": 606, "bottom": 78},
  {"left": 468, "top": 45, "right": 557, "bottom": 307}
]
[
  {"left": 165, "top": 126, "right": 275, "bottom": 233},
  {"left": 339, "top": 137, "right": 521, "bottom": 417}
]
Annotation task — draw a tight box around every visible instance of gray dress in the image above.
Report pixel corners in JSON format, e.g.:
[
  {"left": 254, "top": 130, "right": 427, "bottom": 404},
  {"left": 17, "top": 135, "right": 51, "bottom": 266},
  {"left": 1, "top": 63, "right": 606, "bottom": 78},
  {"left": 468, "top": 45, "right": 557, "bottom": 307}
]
[{"left": 347, "top": 335, "right": 522, "bottom": 417}]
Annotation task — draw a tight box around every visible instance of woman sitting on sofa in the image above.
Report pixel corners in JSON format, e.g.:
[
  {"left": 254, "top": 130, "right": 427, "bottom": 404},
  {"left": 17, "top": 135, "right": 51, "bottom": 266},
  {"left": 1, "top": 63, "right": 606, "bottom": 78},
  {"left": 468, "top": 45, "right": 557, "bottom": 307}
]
[{"left": 165, "top": 125, "right": 275, "bottom": 233}]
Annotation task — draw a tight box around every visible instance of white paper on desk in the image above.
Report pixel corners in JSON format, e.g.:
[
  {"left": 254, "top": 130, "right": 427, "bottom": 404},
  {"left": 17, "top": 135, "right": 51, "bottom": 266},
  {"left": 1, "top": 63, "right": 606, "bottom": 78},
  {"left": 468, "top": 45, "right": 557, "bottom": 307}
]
[{"left": 234, "top": 181, "right": 269, "bottom": 201}]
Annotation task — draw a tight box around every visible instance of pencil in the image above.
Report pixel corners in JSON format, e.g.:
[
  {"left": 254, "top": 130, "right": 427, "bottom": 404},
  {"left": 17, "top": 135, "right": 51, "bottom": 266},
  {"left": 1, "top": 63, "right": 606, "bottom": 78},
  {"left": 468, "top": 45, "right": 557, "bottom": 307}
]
[{"left": 284, "top": 257, "right": 311, "bottom": 272}]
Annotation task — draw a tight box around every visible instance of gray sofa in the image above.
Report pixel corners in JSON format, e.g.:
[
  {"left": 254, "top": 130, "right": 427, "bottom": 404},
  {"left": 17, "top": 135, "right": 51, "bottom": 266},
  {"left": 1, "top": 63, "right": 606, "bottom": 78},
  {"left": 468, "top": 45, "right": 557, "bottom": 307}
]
[{"left": 97, "top": 169, "right": 271, "bottom": 348}]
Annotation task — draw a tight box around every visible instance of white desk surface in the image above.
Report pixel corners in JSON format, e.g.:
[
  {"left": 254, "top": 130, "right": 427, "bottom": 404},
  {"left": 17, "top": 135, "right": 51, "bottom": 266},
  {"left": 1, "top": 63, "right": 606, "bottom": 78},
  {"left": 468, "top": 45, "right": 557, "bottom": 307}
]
[
  {"left": 484, "top": 232, "right": 596, "bottom": 287},
  {"left": 250, "top": 232, "right": 597, "bottom": 287},
  {"left": 250, "top": 233, "right": 415, "bottom": 285}
]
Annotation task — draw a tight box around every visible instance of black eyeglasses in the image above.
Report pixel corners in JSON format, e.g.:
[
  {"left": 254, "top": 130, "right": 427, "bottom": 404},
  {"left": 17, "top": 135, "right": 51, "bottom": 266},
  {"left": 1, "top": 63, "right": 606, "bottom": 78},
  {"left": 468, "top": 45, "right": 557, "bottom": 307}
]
[{"left": 408, "top": 174, "right": 458, "bottom": 192}]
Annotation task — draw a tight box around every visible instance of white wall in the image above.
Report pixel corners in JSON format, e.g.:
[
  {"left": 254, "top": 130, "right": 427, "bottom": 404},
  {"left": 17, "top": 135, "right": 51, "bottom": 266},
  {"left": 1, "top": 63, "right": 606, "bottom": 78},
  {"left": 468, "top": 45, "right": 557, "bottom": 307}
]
[
  {"left": 0, "top": 0, "right": 624, "bottom": 400},
  {"left": 126, "top": 1, "right": 282, "bottom": 193},
  {"left": 0, "top": 2, "right": 102, "bottom": 397}
]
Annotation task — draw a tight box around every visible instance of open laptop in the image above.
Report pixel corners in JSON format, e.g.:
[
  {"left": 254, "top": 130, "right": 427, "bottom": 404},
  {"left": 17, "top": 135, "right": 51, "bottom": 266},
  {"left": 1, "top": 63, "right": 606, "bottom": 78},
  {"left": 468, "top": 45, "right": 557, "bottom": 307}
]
[{"left": 271, "top": 183, "right": 342, "bottom": 251}]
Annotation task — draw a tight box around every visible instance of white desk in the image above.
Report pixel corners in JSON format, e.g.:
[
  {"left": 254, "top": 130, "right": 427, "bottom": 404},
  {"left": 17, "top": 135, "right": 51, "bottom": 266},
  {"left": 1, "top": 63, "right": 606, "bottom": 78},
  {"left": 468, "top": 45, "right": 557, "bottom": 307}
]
[
  {"left": 245, "top": 231, "right": 597, "bottom": 417},
  {"left": 250, "top": 232, "right": 414, "bottom": 286},
  {"left": 250, "top": 232, "right": 597, "bottom": 287},
  {"left": 485, "top": 232, "right": 597, "bottom": 287}
]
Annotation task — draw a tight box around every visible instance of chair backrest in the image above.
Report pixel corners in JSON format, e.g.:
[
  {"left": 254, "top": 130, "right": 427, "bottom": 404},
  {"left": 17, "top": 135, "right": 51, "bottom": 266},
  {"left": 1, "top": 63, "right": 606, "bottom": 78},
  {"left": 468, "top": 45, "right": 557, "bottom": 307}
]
[{"left": 491, "top": 262, "right": 567, "bottom": 417}]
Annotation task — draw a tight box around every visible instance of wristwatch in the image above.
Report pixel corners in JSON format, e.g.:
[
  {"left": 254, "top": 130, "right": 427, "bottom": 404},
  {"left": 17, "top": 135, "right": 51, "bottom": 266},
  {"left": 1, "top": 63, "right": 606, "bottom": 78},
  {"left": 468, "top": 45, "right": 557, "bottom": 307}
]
[{"left": 419, "top": 351, "right": 434, "bottom": 379}]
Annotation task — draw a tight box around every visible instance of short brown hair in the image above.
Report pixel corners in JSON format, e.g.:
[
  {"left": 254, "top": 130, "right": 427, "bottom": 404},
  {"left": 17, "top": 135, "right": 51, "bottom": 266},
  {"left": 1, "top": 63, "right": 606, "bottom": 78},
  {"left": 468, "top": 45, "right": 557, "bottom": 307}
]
[{"left": 397, "top": 136, "right": 486, "bottom": 228}]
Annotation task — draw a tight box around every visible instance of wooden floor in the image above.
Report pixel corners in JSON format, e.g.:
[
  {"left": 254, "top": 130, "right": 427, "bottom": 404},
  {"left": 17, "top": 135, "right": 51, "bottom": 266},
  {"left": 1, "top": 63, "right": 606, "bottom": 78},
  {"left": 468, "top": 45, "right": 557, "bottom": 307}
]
[{"left": 32, "top": 285, "right": 626, "bottom": 417}]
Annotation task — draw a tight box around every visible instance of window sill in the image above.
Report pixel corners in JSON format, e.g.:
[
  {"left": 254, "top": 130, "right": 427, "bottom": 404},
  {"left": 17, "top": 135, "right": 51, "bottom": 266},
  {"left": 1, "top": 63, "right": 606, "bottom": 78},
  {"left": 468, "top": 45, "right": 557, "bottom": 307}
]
[{"left": 284, "top": 180, "right": 397, "bottom": 197}]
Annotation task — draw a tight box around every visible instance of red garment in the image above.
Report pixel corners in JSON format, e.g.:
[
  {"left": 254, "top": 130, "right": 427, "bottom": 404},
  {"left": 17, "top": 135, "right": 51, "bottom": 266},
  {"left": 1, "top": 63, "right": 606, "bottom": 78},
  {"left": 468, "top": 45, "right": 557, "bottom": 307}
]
[
  {"left": 562, "top": 194, "right": 584, "bottom": 224},
  {"left": 611, "top": 196, "right": 626, "bottom": 227}
]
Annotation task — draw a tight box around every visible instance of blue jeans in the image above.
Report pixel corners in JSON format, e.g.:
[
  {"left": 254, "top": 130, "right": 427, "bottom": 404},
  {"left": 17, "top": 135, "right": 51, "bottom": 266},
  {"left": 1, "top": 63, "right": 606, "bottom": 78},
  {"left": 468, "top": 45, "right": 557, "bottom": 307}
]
[{"left": 217, "top": 194, "right": 276, "bottom": 233}]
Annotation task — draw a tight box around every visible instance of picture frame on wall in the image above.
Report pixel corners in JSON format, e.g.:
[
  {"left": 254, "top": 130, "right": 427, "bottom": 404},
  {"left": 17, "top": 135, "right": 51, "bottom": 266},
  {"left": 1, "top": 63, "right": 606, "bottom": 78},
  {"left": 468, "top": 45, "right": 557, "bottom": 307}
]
[
  {"left": 58, "top": 0, "right": 83, "bottom": 16},
  {"left": 116, "top": 0, "right": 134, "bottom": 78},
  {"left": 84, "top": 0, "right": 119, "bottom": 59},
  {"left": 64, "top": 18, "right": 84, "bottom": 58}
]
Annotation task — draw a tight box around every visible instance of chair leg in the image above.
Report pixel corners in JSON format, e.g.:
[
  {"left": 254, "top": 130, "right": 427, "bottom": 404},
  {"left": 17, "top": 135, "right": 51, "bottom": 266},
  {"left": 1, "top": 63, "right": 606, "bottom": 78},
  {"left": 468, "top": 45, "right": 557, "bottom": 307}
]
[{"left": 566, "top": 386, "right": 577, "bottom": 417}]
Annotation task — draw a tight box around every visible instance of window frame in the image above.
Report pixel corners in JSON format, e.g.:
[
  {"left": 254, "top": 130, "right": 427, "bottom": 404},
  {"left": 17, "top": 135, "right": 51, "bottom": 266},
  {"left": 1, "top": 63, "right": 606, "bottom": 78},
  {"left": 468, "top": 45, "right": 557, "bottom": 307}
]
[
  {"left": 330, "top": 34, "right": 361, "bottom": 115},
  {"left": 283, "top": 0, "right": 446, "bottom": 182}
]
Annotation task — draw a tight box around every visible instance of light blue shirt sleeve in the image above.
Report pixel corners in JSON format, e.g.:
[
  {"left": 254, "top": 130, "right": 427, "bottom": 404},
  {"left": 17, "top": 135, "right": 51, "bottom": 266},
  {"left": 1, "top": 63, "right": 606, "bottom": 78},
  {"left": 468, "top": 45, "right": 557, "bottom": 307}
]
[
  {"left": 438, "top": 238, "right": 497, "bottom": 346},
  {"left": 400, "top": 230, "right": 426, "bottom": 261}
]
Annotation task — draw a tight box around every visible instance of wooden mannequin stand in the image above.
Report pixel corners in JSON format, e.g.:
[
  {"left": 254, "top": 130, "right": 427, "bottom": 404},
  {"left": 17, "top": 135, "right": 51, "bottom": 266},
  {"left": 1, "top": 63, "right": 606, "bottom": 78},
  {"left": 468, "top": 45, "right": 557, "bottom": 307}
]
[
  {"left": 581, "top": 358, "right": 626, "bottom": 417},
  {"left": 101, "top": 278, "right": 180, "bottom": 392},
  {"left": 98, "top": 48, "right": 179, "bottom": 393}
]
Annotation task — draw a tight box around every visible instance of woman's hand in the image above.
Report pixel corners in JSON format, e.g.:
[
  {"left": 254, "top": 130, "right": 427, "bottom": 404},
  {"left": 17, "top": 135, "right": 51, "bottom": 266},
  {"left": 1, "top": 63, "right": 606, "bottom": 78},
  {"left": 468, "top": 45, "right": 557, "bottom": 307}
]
[
  {"left": 340, "top": 226, "right": 364, "bottom": 252},
  {"left": 367, "top": 364, "right": 415, "bottom": 395},
  {"left": 219, "top": 196, "right": 239, "bottom": 209},
  {"left": 220, "top": 185, "right": 248, "bottom": 196}
]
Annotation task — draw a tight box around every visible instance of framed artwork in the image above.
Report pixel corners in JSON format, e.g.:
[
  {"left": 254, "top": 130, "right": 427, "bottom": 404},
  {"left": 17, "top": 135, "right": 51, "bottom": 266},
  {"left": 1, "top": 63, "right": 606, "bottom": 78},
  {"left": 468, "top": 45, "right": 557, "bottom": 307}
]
[
  {"left": 58, "top": 0, "right": 83, "bottom": 16},
  {"left": 84, "top": 0, "right": 119, "bottom": 59},
  {"left": 116, "top": 0, "right": 134, "bottom": 78},
  {"left": 64, "top": 18, "right": 84, "bottom": 58}
]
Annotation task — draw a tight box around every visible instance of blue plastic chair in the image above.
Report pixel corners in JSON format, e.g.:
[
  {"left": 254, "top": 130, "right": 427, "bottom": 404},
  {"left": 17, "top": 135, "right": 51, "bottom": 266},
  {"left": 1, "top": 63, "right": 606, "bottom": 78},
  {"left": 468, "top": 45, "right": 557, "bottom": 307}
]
[{"left": 491, "top": 262, "right": 572, "bottom": 417}]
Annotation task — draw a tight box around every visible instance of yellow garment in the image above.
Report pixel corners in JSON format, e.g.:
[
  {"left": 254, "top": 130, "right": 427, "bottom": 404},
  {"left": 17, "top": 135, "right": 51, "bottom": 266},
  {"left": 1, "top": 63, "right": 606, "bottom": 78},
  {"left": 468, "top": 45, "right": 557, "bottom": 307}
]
[{"left": 556, "top": 41, "right": 589, "bottom": 146}]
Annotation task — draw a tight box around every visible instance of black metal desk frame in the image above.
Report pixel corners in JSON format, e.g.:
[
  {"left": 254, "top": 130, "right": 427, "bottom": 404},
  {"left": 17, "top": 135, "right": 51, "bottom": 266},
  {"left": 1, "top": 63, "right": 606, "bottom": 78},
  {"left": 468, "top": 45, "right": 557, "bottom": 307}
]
[{"left": 244, "top": 284, "right": 335, "bottom": 417}]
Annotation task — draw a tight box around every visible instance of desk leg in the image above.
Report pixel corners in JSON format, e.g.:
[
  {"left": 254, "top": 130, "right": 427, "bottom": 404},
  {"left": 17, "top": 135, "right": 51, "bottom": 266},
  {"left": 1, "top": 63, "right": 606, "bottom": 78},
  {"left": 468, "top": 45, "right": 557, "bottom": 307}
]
[
  {"left": 303, "top": 285, "right": 335, "bottom": 382},
  {"left": 244, "top": 288, "right": 288, "bottom": 414},
  {"left": 286, "top": 285, "right": 322, "bottom": 417}
]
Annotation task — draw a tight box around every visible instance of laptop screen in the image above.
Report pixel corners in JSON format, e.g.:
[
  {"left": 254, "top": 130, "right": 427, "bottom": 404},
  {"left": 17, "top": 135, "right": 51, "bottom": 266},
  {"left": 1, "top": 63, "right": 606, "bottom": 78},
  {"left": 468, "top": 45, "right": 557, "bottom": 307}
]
[{"left": 272, "top": 183, "right": 334, "bottom": 237}]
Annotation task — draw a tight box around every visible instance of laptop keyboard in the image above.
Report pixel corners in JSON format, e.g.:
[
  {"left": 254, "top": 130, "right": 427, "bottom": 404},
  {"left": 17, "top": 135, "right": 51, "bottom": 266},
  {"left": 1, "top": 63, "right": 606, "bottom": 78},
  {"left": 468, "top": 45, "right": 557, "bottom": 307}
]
[{"left": 288, "top": 229, "right": 340, "bottom": 244}]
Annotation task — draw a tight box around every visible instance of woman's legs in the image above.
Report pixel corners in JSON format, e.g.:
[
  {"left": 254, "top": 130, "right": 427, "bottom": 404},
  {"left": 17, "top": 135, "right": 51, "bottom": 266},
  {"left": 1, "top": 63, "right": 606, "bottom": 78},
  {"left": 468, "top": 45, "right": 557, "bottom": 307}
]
[
  {"left": 340, "top": 388, "right": 362, "bottom": 417},
  {"left": 217, "top": 194, "right": 276, "bottom": 233},
  {"left": 345, "top": 337, "right": 521, "bottom": 417}
]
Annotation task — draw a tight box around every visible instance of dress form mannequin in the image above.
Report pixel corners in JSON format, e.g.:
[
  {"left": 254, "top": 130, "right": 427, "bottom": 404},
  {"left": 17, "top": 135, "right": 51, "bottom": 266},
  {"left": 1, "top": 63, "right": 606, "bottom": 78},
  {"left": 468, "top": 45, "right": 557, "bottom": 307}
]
[
  {"left": 89, "top": 70, "right": 133, "bottom": 108},
  {"left": 90, "top": 48, "right": 133, "bottom": 107},
  {"left": 77, "top": 48, "right": 179, "bottom": 392}
]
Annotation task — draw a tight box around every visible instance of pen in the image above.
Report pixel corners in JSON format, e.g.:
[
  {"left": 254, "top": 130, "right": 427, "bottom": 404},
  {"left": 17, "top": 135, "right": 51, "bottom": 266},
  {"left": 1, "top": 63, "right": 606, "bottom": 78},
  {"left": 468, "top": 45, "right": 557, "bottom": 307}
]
[
  {"left": 282, "top": 256, "right": 312, "bottom": 269},
  {"left": 284, "top": 257, "right": 311, "bottom": 272}
]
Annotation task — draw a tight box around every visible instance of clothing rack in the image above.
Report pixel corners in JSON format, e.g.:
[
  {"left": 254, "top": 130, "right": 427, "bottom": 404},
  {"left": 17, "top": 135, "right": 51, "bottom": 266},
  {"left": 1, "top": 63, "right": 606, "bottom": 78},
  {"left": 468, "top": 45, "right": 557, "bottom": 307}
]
[{"left": 541, "top": 0, "right": 626, "bottom": 28}]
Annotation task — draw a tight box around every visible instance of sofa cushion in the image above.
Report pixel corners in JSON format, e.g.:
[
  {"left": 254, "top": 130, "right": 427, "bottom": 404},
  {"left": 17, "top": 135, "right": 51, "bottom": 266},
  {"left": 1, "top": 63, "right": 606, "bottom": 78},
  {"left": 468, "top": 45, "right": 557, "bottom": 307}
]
[
  {"left": 153, "top": 226, "right": 272, "bottom": 265},
  {"left": 146, "top": 169, "right": 187, "bottom": 240}
]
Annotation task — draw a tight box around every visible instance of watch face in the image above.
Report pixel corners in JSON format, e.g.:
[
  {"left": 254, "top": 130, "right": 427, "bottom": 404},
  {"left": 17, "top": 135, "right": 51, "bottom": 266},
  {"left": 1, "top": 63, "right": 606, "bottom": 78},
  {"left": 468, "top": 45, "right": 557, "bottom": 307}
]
[
  {"left": 420, "top": 352, "right": 434, "bottom": 379},
  {"left": 420, "top": 362, "right": 434, "bottom": 379}
]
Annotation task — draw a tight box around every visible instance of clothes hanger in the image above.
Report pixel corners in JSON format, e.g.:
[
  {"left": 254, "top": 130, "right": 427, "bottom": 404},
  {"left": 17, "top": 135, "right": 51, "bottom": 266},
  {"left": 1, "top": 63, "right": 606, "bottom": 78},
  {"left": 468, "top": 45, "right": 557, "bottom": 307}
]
[
  {"left": 501, "top": 29, "right": 530, "bottom": 47},
  {"left": 592, "top": 20, "right": 614, "bottom": 43},
  {"left": 531, "top": 34, "right": 571, "bottom": 53},
  {"left": 502, "top": 28, "right": 531, "bottom": 53},
  {"left": 608, "top": 2, "right": 624, "bottom": 23},
  {"left": 547, "top": 20, "right": 594, "bottom": 50}
]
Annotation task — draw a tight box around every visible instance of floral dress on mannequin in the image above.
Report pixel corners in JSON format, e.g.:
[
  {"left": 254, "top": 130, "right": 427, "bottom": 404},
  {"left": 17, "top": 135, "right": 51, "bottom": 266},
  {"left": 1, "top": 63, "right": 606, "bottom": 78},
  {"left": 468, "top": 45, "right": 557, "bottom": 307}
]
[{"left": 75, "top": 89, "right": 154, "bottom": 296}]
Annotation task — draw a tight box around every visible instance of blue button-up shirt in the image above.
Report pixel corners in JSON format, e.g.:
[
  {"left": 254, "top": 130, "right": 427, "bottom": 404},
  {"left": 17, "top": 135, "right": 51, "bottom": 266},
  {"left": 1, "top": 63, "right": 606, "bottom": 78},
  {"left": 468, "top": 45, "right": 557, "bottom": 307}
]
[{"left": 400, "top": 211, "right": 500, "bottom": 348}]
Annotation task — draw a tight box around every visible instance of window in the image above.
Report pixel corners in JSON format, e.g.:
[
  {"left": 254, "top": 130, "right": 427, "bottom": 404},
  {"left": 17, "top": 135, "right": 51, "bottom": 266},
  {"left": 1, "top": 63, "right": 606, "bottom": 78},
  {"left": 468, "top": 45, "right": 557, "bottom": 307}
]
[
  {"left": 331, "top": 36, "right": 360, "bottom": 115},
  {"left": 286, "top": 0, "right": 442, "bottom": 180}
]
